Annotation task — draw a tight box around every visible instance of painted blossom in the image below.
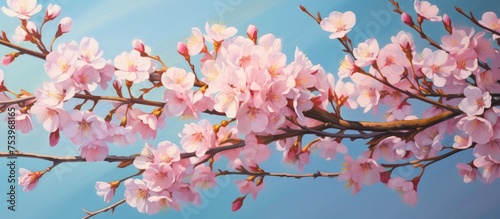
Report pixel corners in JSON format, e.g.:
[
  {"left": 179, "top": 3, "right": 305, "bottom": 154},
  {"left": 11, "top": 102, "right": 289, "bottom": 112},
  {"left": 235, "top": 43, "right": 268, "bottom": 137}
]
[
  {"left": 62, "top": 110, "right": 108, "bottom": 144},
  {"left": 456, "top": 163, "right": 480, "bottom": 183},
  {"left": 458, "top": 86, "right": 491, "bottom": 116},
  {"left": 161, "top": 67, "right": 195, "bottom": 93},
  {"left": 186, "top": 27, "right": 205, "bottom": 56},
  {"left": 153, "top": 141, "right": 180, "bottom": 165},
  {"left": 205, "top": 22, "right": 237, "bottom": 42},
  {"left": 414, "top": 0, "right": 441, "bottom": 22},
  {"left": 1, "top": 0, "right": 42, "bottom": 19},
  {"left": 473, "top": 155, "right": 500, "bottom": 183},
  {"left": 95, "top": 181, "right": 119, "bottom": 203},
  {"left": 180, "top": 119, "right": 214, "bottom": 157},
  {"left": 18, "top": 168, "right": 44, "bottom": 192},
  {"left": 421, "top": 50, "right": 456, "bottom": 87},
  {"left": 387, "top": 177, "right": 419, "bottom": 207},
  {"left": 79, "top": 141, "right": 109, "bottom": 162},
  {"left": 353, "top": 38, "right": 379, "bottom": 67},
  {"left": 143, "top": 163, "right": 175, "bottom": 191},
  {"left": 479, "top": 12, "right": 500, "bottom": 39},
  {"left": 114, "top": 50, "right": 151, "bottom": 83},
  {"left": 320, "top": 11, "right": 356, "bottom": 39}
]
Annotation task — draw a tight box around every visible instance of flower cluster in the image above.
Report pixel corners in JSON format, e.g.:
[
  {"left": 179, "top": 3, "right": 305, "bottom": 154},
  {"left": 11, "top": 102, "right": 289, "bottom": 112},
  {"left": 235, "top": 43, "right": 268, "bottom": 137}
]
[{"left": 1, "top": 0, "right": 500, "bottom": 216}]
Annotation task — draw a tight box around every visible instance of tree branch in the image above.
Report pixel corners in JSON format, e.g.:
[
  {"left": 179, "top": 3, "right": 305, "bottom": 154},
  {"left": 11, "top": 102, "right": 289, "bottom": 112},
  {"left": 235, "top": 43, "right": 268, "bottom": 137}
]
[
  {"left": 0, "top": 39, "right": 47, "bottom": 60},
  {"left": 217, "top": 169, "right": 340, "bottom": 179},
  {"left": 82, "top": 199, "right": 125, "bottom": 219}
]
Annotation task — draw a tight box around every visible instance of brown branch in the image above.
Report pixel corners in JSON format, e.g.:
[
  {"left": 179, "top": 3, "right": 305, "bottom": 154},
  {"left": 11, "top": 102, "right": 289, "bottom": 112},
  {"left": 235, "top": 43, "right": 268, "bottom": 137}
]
[
  {"left": 381, "top": 147, "right": 470, "bottom": 168},
  {"left": 217, "top": 169, "right": 340, "bottom": 179},
  {"left": 82, "top": 199, "right": 125, "bottom": 219},
  {"left": 0, "top": 39, "right": 47, "bottom": 60}
]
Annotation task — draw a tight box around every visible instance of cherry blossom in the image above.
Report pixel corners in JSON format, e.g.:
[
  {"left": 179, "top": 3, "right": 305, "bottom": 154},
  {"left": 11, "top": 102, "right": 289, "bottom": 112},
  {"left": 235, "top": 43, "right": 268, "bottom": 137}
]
[
  {"left": 186, "top": 27, "right": 205, "bottom": 56},
  {"left": 387, "top": 177, "right": 419, "bottom": 207},
  {"left": 353, "top": 38, "right": 379, "bottom": 67},
  {"left": 458, "top": 86, "right": 492, "bottom": 116},
  {"left": 320, "top": 11, "right": 356, "bottom": 39},
  {"left": 205, "top": 22, "right": 237, "bottom": 42},
  {"left": 44, "top": 3, "right": 61, "bottom": 21},
  {"left": 95, "top": 181, "right": 118, "bottom": 203},
  {"left": 1, "top": 0, "right": 42, "bottom": 19},
  {"left": 79, "top": 141, "right": 109, "bottom": 162},
  {"left": 473, "top": 155, "right": 500, "bottom": 183},
  {"left": 456, "top": 163, "right": 480, "bottom": 183},
  {"left": 414, "top": 0, "right": 441, "bottom": 22},
  {"left": 18, "top": 168, "right": 44, "bottom": 192},
  {"left": 114, "top": 50, "right": 151, "bottom": 83},
  {"left": 479, "top": 12, "right": 500, "bottom": 39},
  {"left": 421, "top": 50, "right": 456, "bottom": 87}
]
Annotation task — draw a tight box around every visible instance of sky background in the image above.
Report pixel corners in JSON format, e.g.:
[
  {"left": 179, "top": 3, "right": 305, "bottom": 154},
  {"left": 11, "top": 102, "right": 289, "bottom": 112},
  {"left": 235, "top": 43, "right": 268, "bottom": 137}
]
[{"left": 1, "top": 0, "right": 500, "bottom": 219}]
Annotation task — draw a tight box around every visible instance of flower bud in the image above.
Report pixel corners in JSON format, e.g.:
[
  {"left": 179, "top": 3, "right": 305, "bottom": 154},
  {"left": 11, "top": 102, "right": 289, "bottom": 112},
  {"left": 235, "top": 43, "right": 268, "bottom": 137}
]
[
  {"left": 232, "top": 196, "right": 246, "bottom": 212},
  {"left": 132, "top": 39, "right": 146, "bottom": 54},
  {"left": 442, "top": 14, "right": 452, "bottom": 34},
  {"left": 401, "top": 13, "right": 414, "bottom": 27},
  {"left": 2, "top": 52, "right": 20, "bottom": 66},
  {"left": 246, "top": 24, "right": 258, "bottom": 44},
  {"left": 56, "top": 17, "right": 72, "bottom": 37},
  {"left": 45, "top": 4, "right": 61, "bottom": 21}
]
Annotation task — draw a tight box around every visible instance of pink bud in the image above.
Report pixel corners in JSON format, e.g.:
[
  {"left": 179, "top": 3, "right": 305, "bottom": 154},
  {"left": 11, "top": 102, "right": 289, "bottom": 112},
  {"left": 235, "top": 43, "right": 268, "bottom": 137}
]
[
  {"left": 401, "top": 13, "right": 414, "bottom": 26},
  {"left": 19, "top": 168, "right": 44, "bottom": 192},
  {"left": 379, "top": 171, "right": 391, "bottom": 184},
  {"left": 231, "top": 196, "right": 245, "bottom": 212},
  {"left": 132, "top": 39, "right": 146, "bottom": 53},
  {"left": 2, "top": 55, "right": 14, "bottom": 66},
  {"left": 1, "top": 53, "right": 19, "bottom": 66},
  {"left": 45, "top": 4, "right": 61, "bottom": 21},
  {"left": 246, "top": 24, "right": 258, "bottom": 42},
  {"left": 56, "top": 17, "right": 72, "bottom": 37},
  {"left": 177, "top": 42, "right": 189, "bottom": 59},
  {"left": 49, "top": 129, "right": 60, "bottom": 147},
  {"left": 442, "top": 14, "right": 452, "bottom": 34}
]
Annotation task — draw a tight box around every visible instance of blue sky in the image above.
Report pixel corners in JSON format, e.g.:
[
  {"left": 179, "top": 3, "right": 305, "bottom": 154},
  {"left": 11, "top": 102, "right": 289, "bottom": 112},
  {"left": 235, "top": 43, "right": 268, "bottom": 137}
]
[{"left": 1, "top": 0, "right": 500, "bottom": 219}]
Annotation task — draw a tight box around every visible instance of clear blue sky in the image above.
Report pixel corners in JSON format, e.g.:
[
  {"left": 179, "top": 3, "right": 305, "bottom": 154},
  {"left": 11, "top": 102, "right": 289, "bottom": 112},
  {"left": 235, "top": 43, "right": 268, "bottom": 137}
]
[{"left": 1, "top": 0, "right": 500, "bottom": 219}]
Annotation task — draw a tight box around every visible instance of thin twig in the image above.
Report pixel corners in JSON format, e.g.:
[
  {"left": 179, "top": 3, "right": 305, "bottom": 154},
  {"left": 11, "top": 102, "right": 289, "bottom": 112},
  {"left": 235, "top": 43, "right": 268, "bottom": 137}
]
[{"left": 82, "top": 199, "right": 125, "bottom": 219}]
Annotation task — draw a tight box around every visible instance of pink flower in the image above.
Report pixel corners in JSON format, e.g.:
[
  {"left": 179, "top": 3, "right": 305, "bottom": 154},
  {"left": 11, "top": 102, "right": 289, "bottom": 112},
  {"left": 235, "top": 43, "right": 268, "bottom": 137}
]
[
  {"left": 72, "top": 65, "right": 100, "bottom": 92},
  {"left": 414, "top": 124, "right": 445, "bottom": 159},
  {"left": 35, "top": 82, "right": 75, "bottom": 108},
  {"left": 236, "top": 179, "right": 264, "bottom": 200},
  {"left": 56, "top": 17, "right": 72, "bottom": 37},
  {"left": 77, "top": 37, "right": 106, "bottom": 69},
  {"left": 14, "top": 110, "right": 33, "bottom": 134},
  {"left": 191, "top": 165, "right": 216, "bottom": 189},
  {"left": 474, "top": 155, "right": 500, "bottom": 183},
  {"left": 30, "top": 104, "right": 70, "bottom": 132},
  {"left": 205, "top": 22, "right": 237, "bottom": 42},
  {"left": 339, "top": 156, "right": 384, "bottom": 194},
  {"left": 387, "top": 177, "right": 419, "bottom": 207},
  {"left": 376, "top": 44, "right": 409, "bottom": 84},
  {"left": 148, "top": 191, "right": 181, "bottom": 212},
  {"left": 134, "top": 143, "right": 156, "bottom": 169},
  {"left": 421, "top": 50, "right": 456, "bottom": 87},
  {"left": 452, "top": 133, "right": 472, "bottom": 149},
  {"left": 458, "top": 86, "right": 491, "bottom": 116},
  {"left": 44, "top": 3, "right": 61, "bottom": 21},
  {"left": 124, "top": 179, "right": 157, "bottom": 214},
  {"left": 114, "top": 50, "right": 151, "bottom": 83},
  {"left": 457, "top": 116, "right": 493, "bottom": 144},
  {"left": 131, "top": 113, "right": 161, "bottom": 140},
  {"left": 18, "top": 168, "right": 44, "bottom": 192},
  {"left": 442, "top": 14, "right": 452, "bottom": 34},
  {"left": 153, "top": 140, "right": 180, "bottom": 165},
  {"left": 236, "top": 103, "right": 269, "bottom": 135},
  {"left": 338, "top": 55, "right": 355, "bottom": 79},
  {"left": 44, "top": 43, "right": 78, "bottom": 83},
  {"left": 186, "top": 27, "right": 205, "bottom": 56},
  {"left": 479, "top": 12, "right": 500, "bottom": 39},
  {"left": 373, "top": 136, "right": 406, "bottom": 162},
  {"left": 474, "top": 139, "right": 500, "bottom": 161},
  {"left": 63, "top": 110, "right": 108, "bottom": 144},
  {"left": 161, "top": 67, "right": 195, "bottom": 93},
  {"left": 1, "top": 0, "right": 42, "bottom": 19},
  {"left": 456, "top": 163, "right": 480, "bottom": 183},
  {"left": 180, "top": 119, "right": 214, "bottom": 157},
  {"left": 95, "top": 181, "right": 118, "bottom": 203},
  {"left": 79, "top": 141, "right": 109, "bottom": 162},
  {"left": 440, "top": 29, "right": 472, "bottom": 55},
  {"left": 311, "top": 137, "right": 348, "bottom": 161},
  {"left": 12, "top": 25, "right": 29, "bottom": 42},
  {"left": 353, "top": 38, "right": 379, "bottom": 67},
  {"left": 320, "top": 11, "right": 356, "bottom": 39},
  {"left": 414, "top": 0, "right": 441, "bottom": 22},
  {"left": 105, "top": 124, "right": 136, "bottom": 146},
  {"left": 143, "top": 163, "right": 175, "bottom": 191}
]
